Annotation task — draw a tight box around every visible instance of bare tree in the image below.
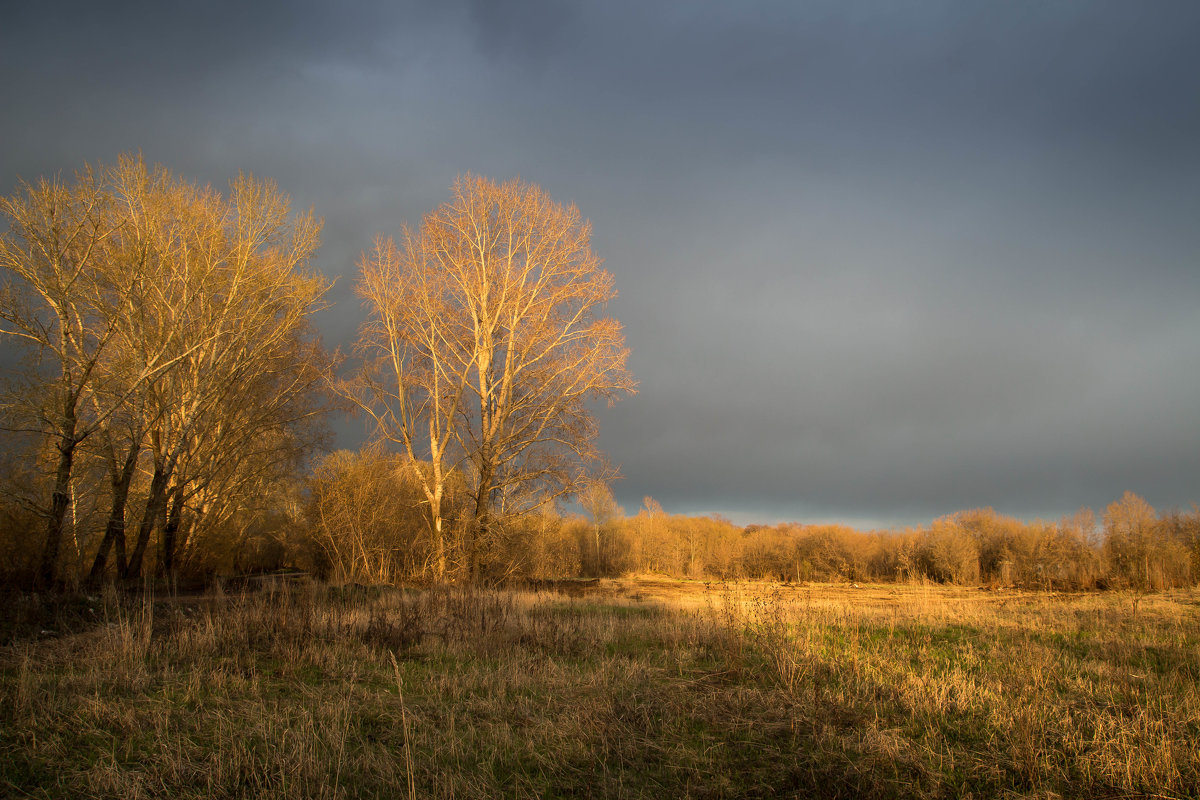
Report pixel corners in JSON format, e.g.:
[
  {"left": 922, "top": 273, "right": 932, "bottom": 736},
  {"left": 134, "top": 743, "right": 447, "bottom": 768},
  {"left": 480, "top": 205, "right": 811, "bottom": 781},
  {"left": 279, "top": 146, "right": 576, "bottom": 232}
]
[
  {"left": 578, "top": 478, "right": 621, "bottom": 575},
  {"left": 353, "top": 175, "right": 635, "bottom": 580},
  {"left": 426, "top": 175, "right": 636, "bottom": 578},
  {"left": 1, "top": 156, "right": 330, "bottom": 586},
  {"left": 1101, "top": 492, "right": 1191, "bottom": 590},
  {"left": 0, "top": 161, "right": 203, "bottom": 587},
  {"left": 352, "top": 232, "right": 473, "bottom": 579},
  {"left": 120, "top": 171, "right": 328, "bottom": 580},
  {"left": 85, "top": 156, "right": 212, "bottom": 582}
]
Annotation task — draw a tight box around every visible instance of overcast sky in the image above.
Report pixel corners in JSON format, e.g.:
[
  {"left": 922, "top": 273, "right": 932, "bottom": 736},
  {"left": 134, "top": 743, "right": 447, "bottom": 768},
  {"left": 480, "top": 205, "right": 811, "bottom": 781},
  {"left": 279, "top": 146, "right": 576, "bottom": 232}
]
[{"left": 3, "top": 1, "right": 1198, "bottom": 528}]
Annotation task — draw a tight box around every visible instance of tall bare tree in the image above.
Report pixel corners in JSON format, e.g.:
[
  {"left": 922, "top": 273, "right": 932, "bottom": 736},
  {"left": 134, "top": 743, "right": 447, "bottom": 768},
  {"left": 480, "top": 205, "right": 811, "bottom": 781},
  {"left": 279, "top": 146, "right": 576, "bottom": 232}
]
[
  {"left": 353, "top": 175, "right": 635, "bottom": 580},
  {"left": 353, "top": 232, "right": 472, "bottom": 579},
  {"left": 86, "top": 156, "right": 211, "bottom": 582},
  {"left": 120, "top": 171, "right": 328, "bottom": 580},
  {"left": 430, "top": 176, "right": 635, "bottom": 577},
  {"left": 0, "top": 161, "right": 202, "bottom": 587}
]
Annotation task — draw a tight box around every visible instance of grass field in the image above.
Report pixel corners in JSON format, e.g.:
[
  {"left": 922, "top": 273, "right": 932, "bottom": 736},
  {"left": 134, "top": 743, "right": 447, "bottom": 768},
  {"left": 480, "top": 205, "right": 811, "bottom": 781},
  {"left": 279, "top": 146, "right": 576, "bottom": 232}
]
[{"left": 2, "top": 578, "right": 1198, "bottom": 798}]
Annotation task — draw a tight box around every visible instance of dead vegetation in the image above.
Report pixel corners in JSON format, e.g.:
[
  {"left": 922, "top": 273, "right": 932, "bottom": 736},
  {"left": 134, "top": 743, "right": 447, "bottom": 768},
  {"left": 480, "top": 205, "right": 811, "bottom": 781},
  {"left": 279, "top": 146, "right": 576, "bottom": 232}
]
[{"left": 2, "top": 579, "right": 1198, "bottom": 798}]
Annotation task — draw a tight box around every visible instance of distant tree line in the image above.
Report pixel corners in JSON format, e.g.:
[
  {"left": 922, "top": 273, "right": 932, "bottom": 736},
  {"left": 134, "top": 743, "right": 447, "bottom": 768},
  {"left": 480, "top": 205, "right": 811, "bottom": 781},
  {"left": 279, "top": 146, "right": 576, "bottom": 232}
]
[
  {"left": 587, "top": 491, "right": 1197, "bottom": 592},
  {"left": 2, "top": 157, "right": 1196, "bottom": 592},
  {"left": 303, "top": 473, "right": 1200, "bottom": 591}
]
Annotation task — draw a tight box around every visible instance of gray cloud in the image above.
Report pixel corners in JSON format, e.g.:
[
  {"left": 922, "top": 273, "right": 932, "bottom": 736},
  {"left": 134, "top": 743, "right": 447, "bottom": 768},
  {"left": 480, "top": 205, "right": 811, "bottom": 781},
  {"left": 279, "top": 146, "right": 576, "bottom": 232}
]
[{"left": 3, "top": 1, "right": 1198, "bottom": 527}]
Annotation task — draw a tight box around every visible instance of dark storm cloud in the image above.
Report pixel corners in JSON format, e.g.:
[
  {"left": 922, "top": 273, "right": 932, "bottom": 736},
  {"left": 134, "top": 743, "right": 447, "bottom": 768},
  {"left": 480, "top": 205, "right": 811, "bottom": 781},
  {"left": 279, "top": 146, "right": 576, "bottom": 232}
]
[{"left": 3, "top": 1, "right": 1198, "bottom": 526}]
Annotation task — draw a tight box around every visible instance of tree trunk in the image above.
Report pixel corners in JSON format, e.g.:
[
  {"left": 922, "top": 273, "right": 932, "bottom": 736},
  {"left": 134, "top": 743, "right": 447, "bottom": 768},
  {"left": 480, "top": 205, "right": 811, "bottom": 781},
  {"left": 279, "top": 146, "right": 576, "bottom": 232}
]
[
  {"left": 88, "top": 438, "right": 140, "bottom": 584},
  {"left": 124, "top": 458, "right": 170, "bottom": 580},
  {"left": 431, "top": 485, "right": 446, "bottom": 581},
  {"left": 418, "top": 453, "right": 448, "bottom": 582},
  {"left": 38, "top": 421, "right": 78, "bottom": 590},
  {"left": 470, "top": 463, "right": 495, "bottom": 583},
  {"left": 594, "top": 522, "right": 602, "bottom": 577},
  {"left": 161, "top": 486, "right": 185, "bottom": 577}
]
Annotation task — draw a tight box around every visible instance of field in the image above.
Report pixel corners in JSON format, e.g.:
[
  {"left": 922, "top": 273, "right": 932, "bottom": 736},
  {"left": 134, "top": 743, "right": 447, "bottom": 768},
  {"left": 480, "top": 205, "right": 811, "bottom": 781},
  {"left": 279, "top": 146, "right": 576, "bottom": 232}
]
[{"left": 2, "top": 578, "right": 1198, "bottom": 799}]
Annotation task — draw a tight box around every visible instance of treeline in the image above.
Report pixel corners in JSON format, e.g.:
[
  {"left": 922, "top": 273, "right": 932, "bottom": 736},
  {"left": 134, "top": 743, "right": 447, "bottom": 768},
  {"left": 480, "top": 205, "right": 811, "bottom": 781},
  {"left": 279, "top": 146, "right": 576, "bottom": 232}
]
[
  {"left": 3, "top": 157, "right": 1197, "bottom": 593},
  {"left": 604, "top": 493, "right": 1199, "bottom": 591},
  {"left": 4, "top": 432, "right": 1198, "bottom": 591},
  {"left": 301, "top": 455, "right": 1199, "bottom": 591}
]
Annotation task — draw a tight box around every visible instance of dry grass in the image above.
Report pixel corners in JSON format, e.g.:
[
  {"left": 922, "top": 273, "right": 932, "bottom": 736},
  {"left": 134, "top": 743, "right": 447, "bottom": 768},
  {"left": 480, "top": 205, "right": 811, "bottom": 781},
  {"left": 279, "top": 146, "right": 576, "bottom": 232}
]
[{"left": 1, "top": 578, "right": 1197, "bottom": 798}]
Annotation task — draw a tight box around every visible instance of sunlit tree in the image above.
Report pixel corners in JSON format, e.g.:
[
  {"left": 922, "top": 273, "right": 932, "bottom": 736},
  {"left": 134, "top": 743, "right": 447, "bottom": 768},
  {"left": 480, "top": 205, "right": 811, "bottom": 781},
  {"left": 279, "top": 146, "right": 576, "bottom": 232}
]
[
  {"left": 1, "top": 156, "right": 330, "bottom": 586},
  {"left": 120, "top": 170, "right": 328, "bottom": 580},
  {"left": 0, "top": 161, "right": 200, "bottom": 586},
  {"left": 578, "top": 478, "right": 622, "bottom": 576},
  {"left": 352, "top": 175, "right": 635, "bottom": 580}
]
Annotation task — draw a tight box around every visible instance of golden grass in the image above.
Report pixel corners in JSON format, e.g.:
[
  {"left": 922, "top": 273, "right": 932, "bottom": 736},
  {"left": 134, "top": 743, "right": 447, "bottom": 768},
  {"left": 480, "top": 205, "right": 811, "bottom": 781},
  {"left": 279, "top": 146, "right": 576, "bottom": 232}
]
[{"left": 1, "top": 579, "right": 1197, "bottom": 798}]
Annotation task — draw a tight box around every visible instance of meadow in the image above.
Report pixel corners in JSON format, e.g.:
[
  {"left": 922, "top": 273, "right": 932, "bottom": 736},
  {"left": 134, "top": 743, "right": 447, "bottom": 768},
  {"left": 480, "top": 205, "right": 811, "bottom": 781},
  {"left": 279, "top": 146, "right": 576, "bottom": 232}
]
[{"left": 2, "top": 578, "right": 1197, "bottom": 799}]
